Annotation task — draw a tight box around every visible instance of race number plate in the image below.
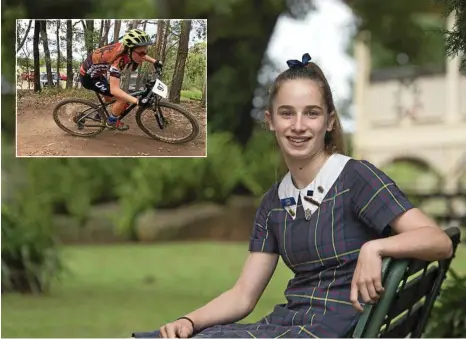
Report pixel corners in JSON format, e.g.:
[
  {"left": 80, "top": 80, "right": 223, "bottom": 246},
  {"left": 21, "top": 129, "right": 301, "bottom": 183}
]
[{"left": 152, "top": 79, "right": 168, "bottom": 98}]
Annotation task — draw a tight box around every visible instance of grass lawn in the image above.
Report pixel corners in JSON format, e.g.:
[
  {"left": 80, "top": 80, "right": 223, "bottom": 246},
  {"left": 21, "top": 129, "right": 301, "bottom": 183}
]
[
  {"left": 2, "top": 242, "right": 466, "bottom": 338},
  {"left": 180, "top": 90, "right": 202, "bottom": 101}
]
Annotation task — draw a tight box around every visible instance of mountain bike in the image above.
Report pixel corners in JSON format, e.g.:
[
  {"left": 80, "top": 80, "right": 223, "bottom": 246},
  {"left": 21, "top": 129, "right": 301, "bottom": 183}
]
[{"left": 52, "top": 68, "right": 200, "bottom": 144}]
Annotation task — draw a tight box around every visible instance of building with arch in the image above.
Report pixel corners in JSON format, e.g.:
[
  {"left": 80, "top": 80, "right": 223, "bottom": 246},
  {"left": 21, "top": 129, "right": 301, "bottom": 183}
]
[{"left": 352, "top": 14, "right": 466, "bottom": 193}]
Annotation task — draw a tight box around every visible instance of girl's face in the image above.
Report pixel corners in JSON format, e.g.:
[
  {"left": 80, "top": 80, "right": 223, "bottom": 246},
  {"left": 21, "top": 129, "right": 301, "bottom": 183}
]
[
  {"left": 131, "top": 46, "right": 148, "bottom": 63},
  {"left": 265, "top": 78, "right": 334, "bottom": 162}
]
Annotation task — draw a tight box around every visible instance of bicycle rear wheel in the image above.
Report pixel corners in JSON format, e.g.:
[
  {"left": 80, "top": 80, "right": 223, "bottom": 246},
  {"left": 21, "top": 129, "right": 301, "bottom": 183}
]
[
  {"left": 135, "top": 101, "right": 200, "bottom": 144},
  {"left": 53, "top": 98, "right": 106, "bottom": 137}
]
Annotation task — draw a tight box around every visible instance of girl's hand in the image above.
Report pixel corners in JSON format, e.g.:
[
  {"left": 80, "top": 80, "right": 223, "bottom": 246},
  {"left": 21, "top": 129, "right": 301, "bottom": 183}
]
[{"left": 350, "top": 241, "right": 385, "bottom": 312}]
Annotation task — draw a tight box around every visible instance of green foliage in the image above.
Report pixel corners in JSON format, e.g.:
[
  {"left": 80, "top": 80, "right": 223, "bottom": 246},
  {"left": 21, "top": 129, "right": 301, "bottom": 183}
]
[
  {"left": 1, "top": 94, "right": 16, "bottom": 139},
  {"left": 382, "top": 160, "right": 442, "bottom": 193},
  {"left": 425, "top": 269, "right": 466, "bottom": 337},
  {"left": 1, "top": 204, "right": 63, "bottom": 294},
  {"left": 242, "top": 128, "right": 286, "bottom": 197},
  {"left": 434, "top": 0, "right": 466, "bottom": 71},
  {"left": 3, "top": 5, "right": 26, "bottom": 83},
  {"left": 350, "top": 0, "right": 447, "bottom": 68},
  {"left": 116, "top": 132, "right": 247, "bottom": 236},
  {"left": 93, "top": 0, "right": 156, "bottom": 19},
  {"left": 183, "top": 42, "right": 206, "bottom": 91},
  {"left": 1, "top": 150, "right": 64, "bottom": 294}
]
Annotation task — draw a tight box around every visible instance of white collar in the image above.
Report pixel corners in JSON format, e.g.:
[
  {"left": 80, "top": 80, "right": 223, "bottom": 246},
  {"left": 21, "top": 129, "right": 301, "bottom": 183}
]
[{"left": 278, "top": 153, "right": 352, "bottom": 220}]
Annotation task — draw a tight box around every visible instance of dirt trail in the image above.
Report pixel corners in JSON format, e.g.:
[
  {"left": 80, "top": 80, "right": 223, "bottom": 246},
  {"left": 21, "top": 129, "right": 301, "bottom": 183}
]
[{"left": 16, "top": 91, "right": 207, "bottom": 157}]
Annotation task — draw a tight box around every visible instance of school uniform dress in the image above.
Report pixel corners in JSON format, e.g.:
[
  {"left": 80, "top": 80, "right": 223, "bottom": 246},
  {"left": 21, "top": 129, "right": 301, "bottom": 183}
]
[{"left": 132, "top": 154, "right": 414, "bottom": 338}]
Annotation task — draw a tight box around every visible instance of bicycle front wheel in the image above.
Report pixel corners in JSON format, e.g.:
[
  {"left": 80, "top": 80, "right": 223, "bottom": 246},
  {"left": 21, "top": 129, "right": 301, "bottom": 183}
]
[
  {"left": 53, "top": 98, "right": 106, "bottom": 137},
  {"left": 136, "top": 101, "right": 200, "bottom": 144}
]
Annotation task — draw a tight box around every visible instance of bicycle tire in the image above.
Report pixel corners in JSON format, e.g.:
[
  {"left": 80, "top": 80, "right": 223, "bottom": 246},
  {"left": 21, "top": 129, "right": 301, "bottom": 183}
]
[
  {"left": 135, "top": 101, "right": 200, "bottom": 144},
  {"left": 53, "top": 98, "right": 106, "bottom": 137}
]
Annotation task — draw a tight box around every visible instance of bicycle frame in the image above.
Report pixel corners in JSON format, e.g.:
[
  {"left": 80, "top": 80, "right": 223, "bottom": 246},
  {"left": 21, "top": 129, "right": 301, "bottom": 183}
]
[{"left": 77, "top": 68, "right": 164, "bottom": 127}]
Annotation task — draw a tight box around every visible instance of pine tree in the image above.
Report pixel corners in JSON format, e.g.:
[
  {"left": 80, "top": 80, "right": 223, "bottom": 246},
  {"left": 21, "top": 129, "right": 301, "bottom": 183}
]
[{"left": 436, "top": 0, "right": 466, "bottom": 71}]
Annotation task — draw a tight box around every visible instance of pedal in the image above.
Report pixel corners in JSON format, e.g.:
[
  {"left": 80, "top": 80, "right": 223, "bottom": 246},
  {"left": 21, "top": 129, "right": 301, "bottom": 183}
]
[
  {"left": 115, "top": 120, "right": 129, "bottom": 131},
  {"left": 116, "top": 125, "right": 130, "bottom": 131}
]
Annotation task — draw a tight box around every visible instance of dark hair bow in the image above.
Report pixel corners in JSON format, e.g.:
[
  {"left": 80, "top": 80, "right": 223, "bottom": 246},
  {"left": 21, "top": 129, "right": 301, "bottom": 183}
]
[{"left": 286, "top": 53, "right": 312, "bottom": 69}]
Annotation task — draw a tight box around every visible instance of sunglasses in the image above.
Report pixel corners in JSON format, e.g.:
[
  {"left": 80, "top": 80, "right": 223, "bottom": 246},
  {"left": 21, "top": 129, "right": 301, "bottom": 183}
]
[{"left": 133, "top": 50, "right": 147, "bottom": 57}]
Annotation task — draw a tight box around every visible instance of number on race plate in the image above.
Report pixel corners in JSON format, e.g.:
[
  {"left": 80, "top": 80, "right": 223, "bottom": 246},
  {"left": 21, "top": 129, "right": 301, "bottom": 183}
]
[{"left": 152, "top": 79, "right": 168, "bottom": 98}]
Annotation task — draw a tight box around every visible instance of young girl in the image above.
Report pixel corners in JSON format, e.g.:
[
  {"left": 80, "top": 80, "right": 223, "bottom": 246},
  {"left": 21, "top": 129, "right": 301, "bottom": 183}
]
[
  {"left": 79, "top": 28, "right": 162, "bottom": 130},
  {"left": 131, "top": 53, "right": 453, "bottom": 338}
]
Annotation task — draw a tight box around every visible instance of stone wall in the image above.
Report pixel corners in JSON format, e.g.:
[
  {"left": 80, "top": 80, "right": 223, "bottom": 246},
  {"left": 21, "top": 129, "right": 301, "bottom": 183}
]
[{"left": 53, "top": 196, "right": 259, "bottom": 244}]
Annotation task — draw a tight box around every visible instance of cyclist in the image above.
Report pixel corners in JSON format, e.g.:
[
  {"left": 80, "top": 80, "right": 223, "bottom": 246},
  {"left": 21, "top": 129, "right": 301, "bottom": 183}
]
[{"left": 79, "top": 28, "right": 163, "bottom": 130}]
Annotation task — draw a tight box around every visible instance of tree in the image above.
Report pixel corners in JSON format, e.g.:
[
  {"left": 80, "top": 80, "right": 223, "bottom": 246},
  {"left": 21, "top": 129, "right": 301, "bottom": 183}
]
[
  {"left": 122, "top": 19, "right": 140, "bottom": 92},
  {"left": 201, "top": 77, "right": 206, "bottom": 108},
  {"left": 98, "top": 20, "right": 111, "bottom": 47},
  {"left": 56, "top": 20, "right": 61, "bottom": 87},
  {"left": 169, "top": 20, "right": 191, "bottom": 103},
  {"left": 16, "top": 20, "right": 34, "bottom": 90},
  {"left": 113, "top": 19, "right": 121, "bottom": 43},
  {"left": 81, "top": 19, "right": 95, "bottom": 55},
  {"left": 33, "top": 20, "right": 41, "bottom": 92},
  {"left": 40, "top": 20, "right": 54, "bottom": 88},
  {"left": 16, "top": 19, "right": 32, "bottom": 52},
  {"left": 435, "top": 0, "right": 466, "bottom": 72},
  {"left": 66, "top": 20, "right": 73, "bottom": 89},
  {"left": 155, "top": 20, "right": 165, "bottom": 59},
  {"left": 161, "top": 20, "right": 171, "bottom": 62},
  {"left": 346, "top": 0, "right": 447, "bottom": 69},
  {"left": 135, "top": 20, "right": 148, "bottom": 90}
]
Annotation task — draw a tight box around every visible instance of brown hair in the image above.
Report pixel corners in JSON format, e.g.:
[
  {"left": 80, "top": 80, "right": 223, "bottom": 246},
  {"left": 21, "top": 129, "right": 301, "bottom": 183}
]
[
  {"left": 110, "top": 44, "right": 130, "bottom": 64},
  {"left": 266, "top": 61, "right": 346, "bottom": 155}
]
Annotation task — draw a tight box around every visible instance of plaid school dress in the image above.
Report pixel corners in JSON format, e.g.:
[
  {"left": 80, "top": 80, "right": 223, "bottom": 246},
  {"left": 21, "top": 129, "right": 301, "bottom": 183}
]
[{"left": 132, "top": 154, "right": 414, "bottom": 338}]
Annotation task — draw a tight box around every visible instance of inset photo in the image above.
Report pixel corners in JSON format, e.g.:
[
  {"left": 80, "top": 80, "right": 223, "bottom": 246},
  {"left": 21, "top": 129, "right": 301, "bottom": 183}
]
[{"left": 16, "top": 19, "right": 206, "bottom": 157}]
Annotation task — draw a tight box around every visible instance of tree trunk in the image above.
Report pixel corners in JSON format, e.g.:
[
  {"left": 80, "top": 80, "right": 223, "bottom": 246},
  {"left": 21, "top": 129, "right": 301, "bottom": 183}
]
[
  {"left": 56, "top": 20, "right": 61, "bottom": 88},
  {"left": 82, "top": 19, "right": 94, "bottom": 55},
  {"left": 155, "top": 20, "right": 165, "bottom": 59},
  {"left": 161, "top": 20, "right": 170, "bottom": 62},
  {"left": 101, "top": 20, "right": 111, "bottom": 46},
  {"left": 113, "top": 20, "right": 121, "bottom": 43},
  {"left": 17, "top": 20, "right": 32, "bottom": 52},
  {"left": 98, "top": 20, "right": 104, "bottom": 47},
  {"left": 66, "top": 19, "right": 73, "bottom": 89},
  {"left": 169, "top": 20, "right": 191, "bottom": 103},
  {"left": 122, "top": 20, "right": 140, "bottom": 92},
  {"left": 33, "top": 20, "right": 41, "bottom": 92},
  {"left": 40, "top": 20, "right": 54, "bottom": 88},
  {"left": 26, "top": 58, "right": 31, "bottom": 90},
  {"left": 201, "top": 76, "right": 206, "bottom": 108},
  {"left": 135, "top": 21, "right": 148, "bottom": 90},
  {"left": 87, "top": 20, "right": 94, "bottom": 54}
]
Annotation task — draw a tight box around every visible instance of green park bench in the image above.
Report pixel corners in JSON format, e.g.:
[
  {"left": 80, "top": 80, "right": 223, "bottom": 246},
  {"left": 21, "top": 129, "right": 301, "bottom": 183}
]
[{"left": 350, "top": 226, "right": 462, "bottom": 338}]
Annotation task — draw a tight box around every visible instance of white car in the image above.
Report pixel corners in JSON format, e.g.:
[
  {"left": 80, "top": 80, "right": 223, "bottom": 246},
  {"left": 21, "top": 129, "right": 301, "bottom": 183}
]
[{"left": 39, "top": 72, "right": 58, "bottom": 87}]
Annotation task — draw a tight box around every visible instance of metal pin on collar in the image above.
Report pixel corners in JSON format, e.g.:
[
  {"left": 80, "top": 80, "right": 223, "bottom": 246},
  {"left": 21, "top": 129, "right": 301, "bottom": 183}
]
[{"left": 305, "top": 209, "right": 311, "bottom": 221}]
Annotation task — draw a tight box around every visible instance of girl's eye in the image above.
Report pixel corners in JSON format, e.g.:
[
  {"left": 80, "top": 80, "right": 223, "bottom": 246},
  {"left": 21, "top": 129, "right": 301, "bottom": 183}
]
[
  {"left": 280, "top": 111, "right": 293, "bottom": 116},
  {"left": 305, "top": 111, "right": 319, "bottom": 117}
]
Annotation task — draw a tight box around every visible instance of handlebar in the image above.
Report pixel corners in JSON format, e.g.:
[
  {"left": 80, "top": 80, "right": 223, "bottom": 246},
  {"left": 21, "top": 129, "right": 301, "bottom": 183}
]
[
  {"left": 143, "top": 66, "right": 163, "bottom": 90},
  {"left": 138, "top": 66, "right": 165, "bottom": 100}
]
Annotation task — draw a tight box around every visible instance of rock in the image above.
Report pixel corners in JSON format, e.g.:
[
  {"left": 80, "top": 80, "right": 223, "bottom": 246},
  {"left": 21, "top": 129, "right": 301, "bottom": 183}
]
[
  {"left": 53, "top": 214, "right": 84, "bottom": 244},
  {"left": 222, "top": 195, "right": 260, "bottom": 241},
  {"left": 135, "top": 196, "right": 260, "bottom": 242},
  {"left": 135, "top": 202, "right": 224, "bottom": 242},
  {"left": 53, "top": 202, "right": 131, "bottom": 244},
  {"left": 54, "top": 197, "right": 262, "bottom": 244}
]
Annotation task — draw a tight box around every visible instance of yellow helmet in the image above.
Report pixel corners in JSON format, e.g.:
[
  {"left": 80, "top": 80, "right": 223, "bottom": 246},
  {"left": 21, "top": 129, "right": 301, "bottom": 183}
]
[{"left": 121, "top": 29, "right": 152, "bottom": 48}]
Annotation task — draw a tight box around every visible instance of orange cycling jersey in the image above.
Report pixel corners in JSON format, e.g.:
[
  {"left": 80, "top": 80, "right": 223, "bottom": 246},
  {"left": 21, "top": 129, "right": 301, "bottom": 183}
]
[{"left": 80, "top": 42, "right": 135, "bottom": 79}]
